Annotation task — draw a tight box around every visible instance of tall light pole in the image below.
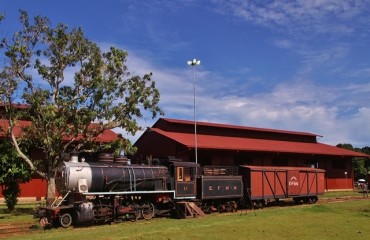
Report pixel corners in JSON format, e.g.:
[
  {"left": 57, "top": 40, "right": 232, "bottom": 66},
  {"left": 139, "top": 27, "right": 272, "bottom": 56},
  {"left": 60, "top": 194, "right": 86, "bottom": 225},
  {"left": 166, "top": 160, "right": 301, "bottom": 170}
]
[{"left": 187, "top": 58, "right": 200, "bottom": 164}]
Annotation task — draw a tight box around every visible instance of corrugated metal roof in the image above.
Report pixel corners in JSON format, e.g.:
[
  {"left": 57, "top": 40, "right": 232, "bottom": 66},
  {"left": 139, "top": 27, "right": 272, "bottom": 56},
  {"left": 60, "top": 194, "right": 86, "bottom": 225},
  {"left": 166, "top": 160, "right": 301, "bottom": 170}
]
[
  {"left": 150, "top": 128, "right": 368, "bottom": 157},
  {"left": 159, "top": 118, "right": 320, "bottom": 137}
]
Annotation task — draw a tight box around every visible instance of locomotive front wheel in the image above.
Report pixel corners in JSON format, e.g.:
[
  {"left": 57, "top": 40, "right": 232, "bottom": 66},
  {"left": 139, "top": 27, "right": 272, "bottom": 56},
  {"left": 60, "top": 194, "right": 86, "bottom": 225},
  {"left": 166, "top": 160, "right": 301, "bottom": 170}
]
[
  {"left": 39, "top": 217, "right": 49, "bottom": 228},
  {"left": 141, "top": 203, "right": 155, "bottom": 220},
  {"left": 60, "top": 213, "right": 73, "bottom": 228}
]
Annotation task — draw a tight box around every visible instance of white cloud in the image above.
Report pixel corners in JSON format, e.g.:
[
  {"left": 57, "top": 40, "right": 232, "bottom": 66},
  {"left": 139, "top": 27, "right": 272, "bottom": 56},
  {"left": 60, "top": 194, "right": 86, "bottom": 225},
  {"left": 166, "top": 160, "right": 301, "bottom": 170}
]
[
  {"left": 35, "top": 40, "right": 370, "bottom": 148},
  {"left": 194, "top": 79, "right": 370, "bottom": 147},
  {"left": 218, "top": 0, "right": 370, "bottom": 36},
  {"left": 118, "top": 48, "right": 370, "bottom": 147}
]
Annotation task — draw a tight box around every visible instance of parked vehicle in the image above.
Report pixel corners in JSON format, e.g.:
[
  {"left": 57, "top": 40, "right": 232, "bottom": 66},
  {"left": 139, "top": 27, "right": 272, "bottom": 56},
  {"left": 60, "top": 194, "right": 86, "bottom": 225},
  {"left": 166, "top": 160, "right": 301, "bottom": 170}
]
[{"left": 357, "top": 179, "right": 366, "bottom": 189}]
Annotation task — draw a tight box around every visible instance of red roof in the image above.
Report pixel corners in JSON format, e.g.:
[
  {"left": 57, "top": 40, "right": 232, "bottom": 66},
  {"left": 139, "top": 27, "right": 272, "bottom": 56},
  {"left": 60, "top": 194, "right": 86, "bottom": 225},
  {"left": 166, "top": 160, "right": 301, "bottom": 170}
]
[
  {"left": 0, "top": 119, "right": 119, "bottom": 143},
  {"left": 150, "top": 128, "right": 367, "bottom": 157},
  {"left": 159, "top": 118, "right": 320, "bottom": 138}
]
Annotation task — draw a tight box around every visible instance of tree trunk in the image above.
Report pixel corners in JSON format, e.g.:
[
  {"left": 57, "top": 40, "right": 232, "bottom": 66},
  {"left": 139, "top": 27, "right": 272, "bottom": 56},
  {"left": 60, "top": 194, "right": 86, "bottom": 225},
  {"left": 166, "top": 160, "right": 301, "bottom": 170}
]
[{"left": 46, "top": 176, "right": 56, "bottom": 206}]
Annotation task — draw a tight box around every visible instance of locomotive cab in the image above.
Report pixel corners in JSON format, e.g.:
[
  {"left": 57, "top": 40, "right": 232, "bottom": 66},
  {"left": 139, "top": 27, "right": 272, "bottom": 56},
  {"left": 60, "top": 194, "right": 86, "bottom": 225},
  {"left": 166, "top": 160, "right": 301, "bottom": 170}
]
[{"left": 159, "top": 158, "right": 199, "bottom": 199}]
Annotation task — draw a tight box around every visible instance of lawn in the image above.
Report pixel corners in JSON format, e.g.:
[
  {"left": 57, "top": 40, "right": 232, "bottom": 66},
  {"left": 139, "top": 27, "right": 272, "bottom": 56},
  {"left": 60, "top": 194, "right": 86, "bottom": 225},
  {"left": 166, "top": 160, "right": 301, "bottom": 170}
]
[{"left": 1, "top": 193, "right": 369, "bottom": 240}]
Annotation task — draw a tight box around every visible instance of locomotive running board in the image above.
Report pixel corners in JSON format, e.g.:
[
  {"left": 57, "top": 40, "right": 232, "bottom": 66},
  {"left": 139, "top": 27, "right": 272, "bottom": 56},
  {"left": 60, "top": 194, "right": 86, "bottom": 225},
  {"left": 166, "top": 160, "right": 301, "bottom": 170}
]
[
  {"left": 82, "top": 190, "right": 176, "bottom": 196},
  {"left": 81, "top": 190, "right": 196, "bottom": 200}
]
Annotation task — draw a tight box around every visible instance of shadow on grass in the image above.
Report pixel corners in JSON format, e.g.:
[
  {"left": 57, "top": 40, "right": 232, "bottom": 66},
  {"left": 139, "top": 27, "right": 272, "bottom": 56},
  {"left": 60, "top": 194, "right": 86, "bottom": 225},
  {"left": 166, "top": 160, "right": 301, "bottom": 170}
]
[
  {"left": 362, "top": 208, "right": 370, "bottom": 218},
  {"left": 0, "top": 206, "right": 35, "bottom": 215}
]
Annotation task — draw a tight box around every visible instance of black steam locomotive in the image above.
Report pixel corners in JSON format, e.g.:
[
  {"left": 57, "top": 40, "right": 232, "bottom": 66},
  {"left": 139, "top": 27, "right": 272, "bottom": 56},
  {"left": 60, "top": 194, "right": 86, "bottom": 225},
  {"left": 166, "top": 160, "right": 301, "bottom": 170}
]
[
  {"left": 34, "top": 152, "right": 325, "bottom": 228},
  {"left": 34, "top": 153, "right": 243, "bottom": 228}
]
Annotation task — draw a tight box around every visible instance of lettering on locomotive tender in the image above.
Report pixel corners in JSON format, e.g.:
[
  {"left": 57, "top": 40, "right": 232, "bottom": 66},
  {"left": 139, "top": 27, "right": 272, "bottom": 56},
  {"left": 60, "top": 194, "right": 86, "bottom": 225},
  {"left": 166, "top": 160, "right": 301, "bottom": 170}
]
[
  {"left": 208, "top": 185, "right": 239, "bottom": 191},
  {"left": 289, "top": 176, "right": 299, "bottom": 186}
]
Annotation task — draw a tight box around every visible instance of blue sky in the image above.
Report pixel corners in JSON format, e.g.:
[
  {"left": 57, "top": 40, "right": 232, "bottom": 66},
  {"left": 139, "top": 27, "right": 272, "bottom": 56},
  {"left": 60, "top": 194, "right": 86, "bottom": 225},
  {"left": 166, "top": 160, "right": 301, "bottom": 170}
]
[{"left": 2, "top": 0, "right": 370, "bottom": 147}]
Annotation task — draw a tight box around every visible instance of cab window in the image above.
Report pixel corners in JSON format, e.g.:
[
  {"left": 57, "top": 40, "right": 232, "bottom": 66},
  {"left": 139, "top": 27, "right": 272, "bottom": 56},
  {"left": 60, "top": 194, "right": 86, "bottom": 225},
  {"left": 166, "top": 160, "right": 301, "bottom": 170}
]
[
  {"left": 176, "top": 167, "right": 184, "bottom": 181},
  {"left": 176, "top": 166, "right": 195, "bottom": 182}
]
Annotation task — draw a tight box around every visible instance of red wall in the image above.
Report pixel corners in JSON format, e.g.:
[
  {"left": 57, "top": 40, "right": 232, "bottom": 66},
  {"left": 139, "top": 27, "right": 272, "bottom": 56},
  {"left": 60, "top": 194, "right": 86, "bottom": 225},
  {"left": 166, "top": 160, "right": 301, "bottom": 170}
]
[
  {"left": 1, "top": 178, "right": 47, "bottom": 199},
  {"left": 322, "top": 158, "right": 353, "bottom": 190}
]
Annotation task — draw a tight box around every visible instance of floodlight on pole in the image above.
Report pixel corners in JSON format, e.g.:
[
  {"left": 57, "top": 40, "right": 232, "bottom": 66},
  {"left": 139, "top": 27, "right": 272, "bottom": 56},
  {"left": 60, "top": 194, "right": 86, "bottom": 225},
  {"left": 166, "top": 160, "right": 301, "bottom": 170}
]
[{"left": 187, "top": 58, "right": 200, "bottom": 164}]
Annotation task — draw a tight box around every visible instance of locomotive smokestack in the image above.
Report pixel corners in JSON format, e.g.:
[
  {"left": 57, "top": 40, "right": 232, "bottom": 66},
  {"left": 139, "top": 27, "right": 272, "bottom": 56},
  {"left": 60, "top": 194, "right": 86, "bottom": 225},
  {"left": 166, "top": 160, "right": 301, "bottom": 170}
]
[{"left": 70, "top": 152, "right": 79, "bottom": 163}]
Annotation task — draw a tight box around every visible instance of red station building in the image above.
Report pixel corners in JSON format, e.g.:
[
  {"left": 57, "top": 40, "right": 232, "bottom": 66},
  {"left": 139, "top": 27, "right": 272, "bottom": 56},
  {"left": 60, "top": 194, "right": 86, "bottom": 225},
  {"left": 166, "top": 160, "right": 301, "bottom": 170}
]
[{"left": 133, "top": 118, "right": 369, "bottom": 191}]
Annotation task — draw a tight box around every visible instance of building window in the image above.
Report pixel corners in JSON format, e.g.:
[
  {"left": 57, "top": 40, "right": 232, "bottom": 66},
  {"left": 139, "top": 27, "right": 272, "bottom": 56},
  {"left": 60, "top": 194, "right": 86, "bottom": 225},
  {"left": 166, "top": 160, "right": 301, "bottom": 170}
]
[
  {"left": 234, "top": 158, "right": 253, "bottom": 166},
  {"left": 271, "top": 158, "right": 288, "bottom": 166},
  {"left": 304, "top": 160, "right": 318, "bottom": 168},
  {"left": 233, "top": 153, "right": 253, "bottom": 165},
  {"left": 189, "top": 152, "right": 212, "bottom": 166},
  {"left": 199, "top": 155, "right": 212, "bottom": 166},
  {"left": 332, "top": 160, "right": 345, "bottom": 169}
]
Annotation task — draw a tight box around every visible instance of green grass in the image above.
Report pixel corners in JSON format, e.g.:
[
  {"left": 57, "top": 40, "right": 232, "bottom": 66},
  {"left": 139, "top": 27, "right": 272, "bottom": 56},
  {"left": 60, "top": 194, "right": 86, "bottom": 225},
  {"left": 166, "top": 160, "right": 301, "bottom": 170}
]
[{"left": 1, "top": 192, "right": 369, "bottom": 240}]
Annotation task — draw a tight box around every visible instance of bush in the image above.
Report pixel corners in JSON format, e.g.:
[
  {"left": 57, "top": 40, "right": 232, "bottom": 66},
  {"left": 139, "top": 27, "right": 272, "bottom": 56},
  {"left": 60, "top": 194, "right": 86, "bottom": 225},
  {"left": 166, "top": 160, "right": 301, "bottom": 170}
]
[{"left": 2, "top": 181, "right": 21, "bottom": 211}]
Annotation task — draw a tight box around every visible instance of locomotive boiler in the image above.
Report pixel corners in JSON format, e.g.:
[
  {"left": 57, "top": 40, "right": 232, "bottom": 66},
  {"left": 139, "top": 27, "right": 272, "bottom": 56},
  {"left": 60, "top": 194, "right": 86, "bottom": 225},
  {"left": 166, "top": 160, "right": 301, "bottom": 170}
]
[{"left": 56, "top": 154, "right": 169, "bottom": 194}]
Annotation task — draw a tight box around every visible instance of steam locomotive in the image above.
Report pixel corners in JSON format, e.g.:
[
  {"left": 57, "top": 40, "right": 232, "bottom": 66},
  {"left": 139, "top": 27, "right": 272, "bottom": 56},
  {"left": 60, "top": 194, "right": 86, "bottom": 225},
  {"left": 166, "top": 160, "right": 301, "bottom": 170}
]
[{"left": 34, "top": 152, "right": 325, "bottom": 228}]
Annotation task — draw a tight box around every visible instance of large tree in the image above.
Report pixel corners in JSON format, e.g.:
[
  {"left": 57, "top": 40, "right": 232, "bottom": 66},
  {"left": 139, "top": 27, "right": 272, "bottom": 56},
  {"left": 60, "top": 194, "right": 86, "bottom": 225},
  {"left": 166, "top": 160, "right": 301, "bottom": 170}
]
[{"left": 0, "top": 11, "right": 162, "bottom": 203}]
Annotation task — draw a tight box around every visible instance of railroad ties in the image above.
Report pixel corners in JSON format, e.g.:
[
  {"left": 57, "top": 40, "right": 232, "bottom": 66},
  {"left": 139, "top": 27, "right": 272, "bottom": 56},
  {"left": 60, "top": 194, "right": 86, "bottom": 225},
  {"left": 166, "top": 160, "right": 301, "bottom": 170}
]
[{"left": 176, "top": 202, "right": 205, "bottom": 218}]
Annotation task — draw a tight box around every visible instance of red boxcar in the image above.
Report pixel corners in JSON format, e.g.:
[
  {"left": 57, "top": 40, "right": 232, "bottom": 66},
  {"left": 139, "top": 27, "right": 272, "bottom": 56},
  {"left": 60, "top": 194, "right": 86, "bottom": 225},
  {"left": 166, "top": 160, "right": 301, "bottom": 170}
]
[{"left": 239, "top": 165, "right": 325, "bottom": 207}]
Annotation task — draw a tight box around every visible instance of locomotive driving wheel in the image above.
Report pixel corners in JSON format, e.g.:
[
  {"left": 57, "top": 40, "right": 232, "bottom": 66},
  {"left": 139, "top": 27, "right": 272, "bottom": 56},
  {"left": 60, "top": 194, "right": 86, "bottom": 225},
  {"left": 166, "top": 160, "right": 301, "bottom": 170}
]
[
  {"left": 59, "top": 213, "right": 73, "bottom": 228},
  {"left": 127, "top": 204, "right": 141, "bottom": 222},
  {"left": 127, "top": 212, "right": 140, "bottom": 222},
  {"left": 141, "top": 202, "right": 155, "bottom": 220}
]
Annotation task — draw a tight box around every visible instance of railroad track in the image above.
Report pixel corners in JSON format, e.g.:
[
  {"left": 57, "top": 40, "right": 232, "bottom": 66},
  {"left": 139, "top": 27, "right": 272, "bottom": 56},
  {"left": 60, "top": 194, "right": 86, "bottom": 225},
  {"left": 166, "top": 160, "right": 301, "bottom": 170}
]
[
  {"left": 320, "top": 195, "right": 368, "bottom": 203},
  {"left": 251, "top": 195, "right": 368, "bottom": 209},
  {"left": 0, "top": 222, "right": 40, "bottom": 238}
]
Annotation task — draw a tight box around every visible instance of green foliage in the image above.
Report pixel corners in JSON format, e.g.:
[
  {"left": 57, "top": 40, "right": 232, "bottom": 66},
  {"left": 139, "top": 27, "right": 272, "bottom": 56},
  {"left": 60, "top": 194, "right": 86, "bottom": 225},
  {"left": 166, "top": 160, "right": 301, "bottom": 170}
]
[
  {"left": 336, "top": 143, "right": 355, "bottom": 151},
  {"left": 100, "top": 135, "right": 137, "bottom": 157},
  {"left": 353, "top": 158, "right": 368, "bottom": 179},
  {"left": 0, "top": 10, "right": 163, "bottom": 200},
  {"left": 361, "top": 146, "right": 370, "bottom": 172},
  {"left": 0, "top": 140, "right": 31, "bottom": 211},
  {"left": 337, "top": 143, "right": 370, "bottom": 179},
  {"left": 2, "top": 181, "right": 21, "bottom": 211}
]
